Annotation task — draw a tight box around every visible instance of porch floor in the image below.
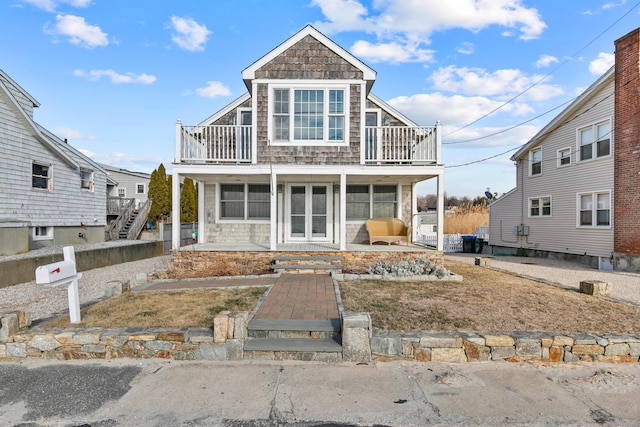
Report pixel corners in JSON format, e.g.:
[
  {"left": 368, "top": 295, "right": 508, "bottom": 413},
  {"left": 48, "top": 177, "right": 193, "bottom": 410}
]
[{"left": 179, "top": 242, "right": 436, "bottom": 252}]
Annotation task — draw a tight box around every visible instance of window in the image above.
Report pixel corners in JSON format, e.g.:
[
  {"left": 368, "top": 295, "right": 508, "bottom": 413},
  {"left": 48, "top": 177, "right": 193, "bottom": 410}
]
[
  {"left": 117, "top": 188, "right": 126, "bottom": 198},
  {"left": 271, "top": 86, "right": 346, "bottom": 144},
  {"left": 80, "top": 169, "right": 94, "bottom": 191},
  {"left": 529, "top": 197, "right": 551, "bottom": 217},
  {"left": 578, "top": 192, "right": 610, "bottom": 227},
  {"left": 530, "top": 148, "right": 542, "bottom": 176},
  {"left": 346, "top": 185, "right": 397, "bottom": 219},
  {"left": 579, "top": 121, "right": 611, "bottom": 161},
  {"left": 136, "top": 183, "right": 146, "bottom": 194},
  {"left": 33, "top": 226, "right": 53, "bottom": 241},
  {"left": 558, "top": 148, "right": 571, "bottom": 167},
  {"left": 32, "top": 162, "right": 51, "bottom": 190},
  {"left": 220, "top": 183, "right": 270, "bottom": 220}
]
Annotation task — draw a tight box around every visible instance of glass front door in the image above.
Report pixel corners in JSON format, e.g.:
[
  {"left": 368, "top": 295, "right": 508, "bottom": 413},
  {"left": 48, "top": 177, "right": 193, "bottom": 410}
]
[{"left": 288, "top": 184, "right": 330, "bottom": 241}]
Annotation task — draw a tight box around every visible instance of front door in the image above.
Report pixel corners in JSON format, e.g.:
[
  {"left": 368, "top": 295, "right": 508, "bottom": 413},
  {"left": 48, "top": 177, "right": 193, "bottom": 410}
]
[{"left": 288, "top": 184, "right": 331, "bottom": 242}]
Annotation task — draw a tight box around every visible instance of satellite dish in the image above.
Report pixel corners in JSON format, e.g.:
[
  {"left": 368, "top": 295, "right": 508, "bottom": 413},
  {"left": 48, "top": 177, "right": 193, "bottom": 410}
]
[{"left": 485, "top": 191, "right": 493, "bottom": 200}]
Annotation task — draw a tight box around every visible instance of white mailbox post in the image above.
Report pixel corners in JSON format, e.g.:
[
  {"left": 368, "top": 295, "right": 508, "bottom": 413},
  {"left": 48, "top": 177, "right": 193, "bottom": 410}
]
[{"left": 35, "top": 246, "right": 82, "bottom": 323}]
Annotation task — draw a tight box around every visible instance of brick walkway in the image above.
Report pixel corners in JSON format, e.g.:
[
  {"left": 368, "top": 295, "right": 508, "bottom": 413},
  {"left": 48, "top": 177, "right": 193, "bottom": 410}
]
[
  {"left": 252, "top": 274, "right": 339, "bottom": 321},
  {"left": 139, "top": 273, "right": 340, "bottom": 322}
]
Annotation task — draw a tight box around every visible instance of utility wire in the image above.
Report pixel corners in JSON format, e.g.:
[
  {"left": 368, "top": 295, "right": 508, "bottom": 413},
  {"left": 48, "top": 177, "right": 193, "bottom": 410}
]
[{"left": 444, "top": 0, "right": 640, "bottom": 137}]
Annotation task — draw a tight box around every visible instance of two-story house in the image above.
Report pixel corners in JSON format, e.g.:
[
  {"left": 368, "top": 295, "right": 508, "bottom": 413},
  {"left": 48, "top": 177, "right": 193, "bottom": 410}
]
[
  {"left": 171, "top": 25, "right": 444, "bottom": 251},
  {"left": 0, "top": 69, "right": 107, "bottom": 255},
  {"left": 489, "top": 27, "right": 640, "bottom": 272},
  {"left": 103, "top": 164, "right": 150, "bottom": 208}
]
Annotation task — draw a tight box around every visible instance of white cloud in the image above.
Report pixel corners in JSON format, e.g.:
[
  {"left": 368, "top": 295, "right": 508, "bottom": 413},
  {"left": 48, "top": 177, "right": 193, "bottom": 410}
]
[
  {"left": 23, "top": 0, "right": 91, "bottom": 12},
  {"left": 46, "top": 14, "right": 108, "bottom": 48},
  {"left": 79, "top": 149, "right": 167, "bottom": 174},
  {"left": 312, "top": 0, "right": 547, "bottom": 63},
  {"left": 351, "top": 40, "right": 435, "bottom": 63},
  {"left": 535, "top": 54, "right": 558, "bottom": 68},
  {"left": 73, "top": 69, "right": 157, "bottom": 84},
  {"left": 589, "top": 52, "right": 615, "bottom": 75},
  {"left": 456, "top": 42, "right": 474, "bottom": 55},
  {"left": 170, "top": 16, "right": 211, "bottom": 51},
  {"left": 55, "top": 127, "right": 96, "bottom": 140},
  {"left": 194, "top": 81, "right": 231, "bottom": 98},
  {"left": 430, "top": 65, "right": 563, "bottom": 101}
]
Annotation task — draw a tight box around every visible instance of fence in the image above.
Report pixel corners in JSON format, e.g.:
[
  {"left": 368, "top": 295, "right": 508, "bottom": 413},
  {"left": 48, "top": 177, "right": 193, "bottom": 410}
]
[{"left": 416, "top": 234, "right": 463, "bottom": 252}]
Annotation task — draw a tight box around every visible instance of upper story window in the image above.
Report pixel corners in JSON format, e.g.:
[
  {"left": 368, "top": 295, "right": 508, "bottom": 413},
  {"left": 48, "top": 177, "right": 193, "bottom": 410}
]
[
  {"left": 32, "top": 161, "right": 52, "bottom": 191},
  {"left": 81, "top": 168, "right": 94, "bottom": 191},
  {"left": 117, "top": 187, "right": 126, "bottom": 198},
  {"left": 578, "top": 191, "right": 610, "bottom": 227},
  {"left": 558, "top": 148, "right": 571, "bottom": 167},
  {"left": 529, "top": 197, "right": 551, "bottom": 217},
  {"left": 271, "top": 85, "right": 347, "bottom": 145},
  {"left": 136, "top": 183, "right": 146, "bottom": 194},
  {"left": 579, "top": 120, "right": 611, "bottom": 161},
  {"left": 529, "top": 148, "right": 542, "bottom": 176}
]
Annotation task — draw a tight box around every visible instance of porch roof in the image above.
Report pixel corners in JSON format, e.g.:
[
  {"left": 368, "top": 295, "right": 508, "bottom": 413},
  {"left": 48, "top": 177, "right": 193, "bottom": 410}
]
[{"left": 178, "top": 242, "right": 437, "bottom": 253}]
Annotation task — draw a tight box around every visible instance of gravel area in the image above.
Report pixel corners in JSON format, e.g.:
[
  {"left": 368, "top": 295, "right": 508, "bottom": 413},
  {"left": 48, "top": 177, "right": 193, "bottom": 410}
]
[
  {"left": 0, "top": 255, "right": 170, "bottom": 321},
  {"left": 446, "top": 253, "right": 640, "bottom": 306}
]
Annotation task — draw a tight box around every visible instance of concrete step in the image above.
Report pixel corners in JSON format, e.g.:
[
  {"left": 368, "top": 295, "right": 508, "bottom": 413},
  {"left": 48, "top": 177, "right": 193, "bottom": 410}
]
[
  {"left": 271, "top": 255, "right": 344, "bottom": 274},
  {"left": 244, "top": 338, "right": 342, "bottom": 353},
  {"left": 248, "top": 319, "right": 340, "bottom": 339}
]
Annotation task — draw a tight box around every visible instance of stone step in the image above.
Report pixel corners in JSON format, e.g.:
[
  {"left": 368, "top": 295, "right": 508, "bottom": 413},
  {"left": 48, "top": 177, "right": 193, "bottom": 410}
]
[
  {"left": 272, "top": 255, "right": 343, "bottom": 262},
  {"left": 248, "top": 319, "right": 341, "bottom": 339},
  {"left": 243, "top": 338, "right": 342, "bottom": 353},
  {"left": 271, "top": 264, "right": 342, "bottom": 272}
]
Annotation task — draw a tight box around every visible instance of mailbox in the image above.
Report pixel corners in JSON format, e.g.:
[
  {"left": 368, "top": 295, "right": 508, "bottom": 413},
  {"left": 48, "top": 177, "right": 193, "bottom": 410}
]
[{"left": 35, "top": 260, "right": 77, "bottom": 285}]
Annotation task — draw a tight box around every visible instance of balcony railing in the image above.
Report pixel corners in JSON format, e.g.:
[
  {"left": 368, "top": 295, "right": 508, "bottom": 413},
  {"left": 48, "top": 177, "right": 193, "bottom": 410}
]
[
  {"left": 176, "top": 122, "right": 440, "bottom": 165},
  {"left": 178, "top": 124, "right": 252, "bottom": 164}
]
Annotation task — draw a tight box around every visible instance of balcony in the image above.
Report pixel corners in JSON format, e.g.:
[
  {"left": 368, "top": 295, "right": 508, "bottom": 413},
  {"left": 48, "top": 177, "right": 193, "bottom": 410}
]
[{"left": 176, "top": 122, "right": 440, "bottom": 165}]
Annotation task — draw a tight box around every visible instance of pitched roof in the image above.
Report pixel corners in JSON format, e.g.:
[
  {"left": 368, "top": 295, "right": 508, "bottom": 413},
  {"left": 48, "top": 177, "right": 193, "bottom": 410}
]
[
  {"left": 511, "top": 66, "right": 615, "bottom": 160},
  {"left": 241, "top": 25, "right": 376, "bottom": 91}
]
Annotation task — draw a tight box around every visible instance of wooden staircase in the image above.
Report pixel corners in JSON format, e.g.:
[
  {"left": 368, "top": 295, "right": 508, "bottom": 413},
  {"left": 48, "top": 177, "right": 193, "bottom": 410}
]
[{"left": 118, "top": 209, "right": 139, "bottom": 239}]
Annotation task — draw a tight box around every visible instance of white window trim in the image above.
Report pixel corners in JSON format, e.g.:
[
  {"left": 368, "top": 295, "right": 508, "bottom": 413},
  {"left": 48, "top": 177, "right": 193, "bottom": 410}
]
[
  {"left": 576, "top": 190, "right": 612, "bottom": 229},
  {"left": 216, "top": 183, "right": 271, "bottom": 224},
  {"left": 528, "top": 196, "right": 552, "bottom": 218},
  {"left": 529, "top": 147, "right": 542, "bottom": 177},
  {"left": 577, "top": 119, "right": 612, "bottom": 163},
  {"left": 32, "top": 226, "right": 53, "bottom": 241},
  {"left": 117, "top": 187, "right": 126, "bottom": 198},
  {"left": 557, "top": 147, "right": 571, "bottom": 168},
  {"left": 268, "top": 82, "right": 350, "bottom": 147},
  {"left": 136, "top": 183, "right": 146, "bottom": 194},
  {"left": 32, "top": 161, "right": 53, "bottom": 192},
  {"left": 81, "top": 168, "right": 94, "bottom": 192}
]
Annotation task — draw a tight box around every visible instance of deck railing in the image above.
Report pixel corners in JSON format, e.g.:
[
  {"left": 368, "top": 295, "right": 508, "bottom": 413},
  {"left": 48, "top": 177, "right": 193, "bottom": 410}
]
[{"left": 176, "top": 122, "right": 440, "bottom": 165}]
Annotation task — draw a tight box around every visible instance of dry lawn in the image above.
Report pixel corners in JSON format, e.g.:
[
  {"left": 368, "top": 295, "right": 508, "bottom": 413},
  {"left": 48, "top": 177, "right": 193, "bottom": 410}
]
[
  {"left": 43, "top": 287, "right": 267, "bottom": 329},
  {"left": 339, "top": 261, "right": 640, "bottom": 334}
]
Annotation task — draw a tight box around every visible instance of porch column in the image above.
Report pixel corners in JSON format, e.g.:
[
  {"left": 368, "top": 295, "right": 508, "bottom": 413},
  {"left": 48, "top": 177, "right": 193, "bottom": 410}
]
[
  {"left": 437, "top": 173, "right": 444, "bottom": 252},
  {"left": 197, "top": 180, "right": 204, "bottom": 243},
  {"left": 270, "top": 173, "right": 277, "bottom": 251},
  {"left": 171, "top": 170, "right": 181, "bottom": 251},
  {"left": 340, "top": 172, "right": 346, "bottom": 251},
  {"left": 412, "top": 182, "right": 417, "bottom": 244}
]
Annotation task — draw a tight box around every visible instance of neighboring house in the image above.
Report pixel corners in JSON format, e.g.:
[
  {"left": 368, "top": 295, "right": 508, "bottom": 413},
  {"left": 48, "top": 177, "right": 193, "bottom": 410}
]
[
  {"left": 489, "top": 27, "right": 640, "bottom": 272},
  {"left": 0, "top": 69, "right": 107, "bottom": 255},
  {"left": 103, "top": 164, "right": 150, "bottom": 208},
  {"left": 171, "top": 25, "right": 444, "bottom": 251}
]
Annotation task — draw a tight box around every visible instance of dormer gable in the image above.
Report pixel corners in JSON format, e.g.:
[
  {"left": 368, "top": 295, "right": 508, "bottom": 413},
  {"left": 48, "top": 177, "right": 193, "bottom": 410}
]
[{"left": 242, "top": 25, "right": 376, "bottom": 93}]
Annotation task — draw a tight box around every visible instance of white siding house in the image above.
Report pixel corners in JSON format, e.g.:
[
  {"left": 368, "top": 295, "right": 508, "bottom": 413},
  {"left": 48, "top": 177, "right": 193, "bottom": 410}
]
[
  {"left": 0, "top": 69, "right": 107, "bottom": 255},
  {"left": 103, "top": 164, "right": 151, "bottom": 207},
  {"left": 489, "top": 67, "right": 615, "bottom": 267},
  {"left": 171, "top": 26, "right": 445, "bottom": 251}
]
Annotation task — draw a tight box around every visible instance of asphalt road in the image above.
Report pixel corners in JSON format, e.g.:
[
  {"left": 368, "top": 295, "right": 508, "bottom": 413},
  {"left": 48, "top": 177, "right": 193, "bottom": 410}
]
[{"left": 2, "top": 359, "right": 640, "bottom": 426}]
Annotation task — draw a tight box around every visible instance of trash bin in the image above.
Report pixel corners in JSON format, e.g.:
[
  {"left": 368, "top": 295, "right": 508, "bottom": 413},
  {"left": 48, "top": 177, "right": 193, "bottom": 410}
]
[
  {"left": 462, "top": 235, "right": 476, "bottom": 253},
  {"left": 475, "top": 237, "right": 484, "bottom": 254}
]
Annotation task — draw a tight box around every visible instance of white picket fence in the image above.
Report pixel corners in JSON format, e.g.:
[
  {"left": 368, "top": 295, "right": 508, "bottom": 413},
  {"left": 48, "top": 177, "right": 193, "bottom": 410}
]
[{"left": 416, "top": 233, "right": 463, "bottom": 252}]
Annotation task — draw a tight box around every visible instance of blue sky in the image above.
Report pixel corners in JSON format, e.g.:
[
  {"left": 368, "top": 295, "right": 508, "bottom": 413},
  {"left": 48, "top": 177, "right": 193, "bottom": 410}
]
[{"left": 2, "top": 0, "right": 639, "bottom": 198}]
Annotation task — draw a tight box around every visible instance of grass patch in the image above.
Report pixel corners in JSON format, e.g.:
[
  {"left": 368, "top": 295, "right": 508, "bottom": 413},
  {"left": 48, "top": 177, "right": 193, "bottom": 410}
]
[
  {"left": 43, "top": 287, "right": 267, "bottom": 329},
  {"left": 339, "top": 262, "right": 640, "bottom": 334}
]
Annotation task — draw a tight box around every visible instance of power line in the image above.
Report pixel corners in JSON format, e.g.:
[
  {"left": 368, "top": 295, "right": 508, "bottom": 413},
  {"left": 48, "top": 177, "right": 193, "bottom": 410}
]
[{"left": 444, "top": 0, "right": 640, "bottom": 137}]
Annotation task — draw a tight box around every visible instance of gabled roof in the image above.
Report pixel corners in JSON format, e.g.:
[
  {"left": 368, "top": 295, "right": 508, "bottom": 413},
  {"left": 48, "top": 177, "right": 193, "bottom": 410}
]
[
  {"left": 511, "top": 66, "right": 615, "bottom": 161},
  {"left": 101, "top": 163, "right": 151, "bottom": 179},
  {"left": 198, "top": 92, "right": 251, "bottom": 126},
  {"left": 241, "top": 25, "right": 376, "bottom": 91},
  {"left": 0, "top": 69, "right": 78, "bottom": 169},
  {"left": 368, "top": 93, "right": 419, "bottom": 127}
]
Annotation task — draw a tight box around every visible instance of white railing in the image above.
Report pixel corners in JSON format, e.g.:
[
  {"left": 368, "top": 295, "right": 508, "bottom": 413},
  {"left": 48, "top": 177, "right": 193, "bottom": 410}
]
[
  {"left": 417, "top": 233, "right": 463, "bottom": 252},
  {"left": 179, "top": 124, "right": 252, "bottom": 163},
  {"left": 364, "top": 125, "right": 439, "bottom": 164}
]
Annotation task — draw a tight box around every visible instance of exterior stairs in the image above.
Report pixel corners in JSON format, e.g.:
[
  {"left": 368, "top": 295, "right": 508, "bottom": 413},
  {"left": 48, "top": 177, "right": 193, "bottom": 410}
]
[
  {"left": 118, "top": 209, "right": 139, "bottom": 239},
  {"left": 271, "top": 255, "right": 343, "bottom": 274},
  {"left": 244, "top": 318, "right": 342, "bottom": 361}
]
